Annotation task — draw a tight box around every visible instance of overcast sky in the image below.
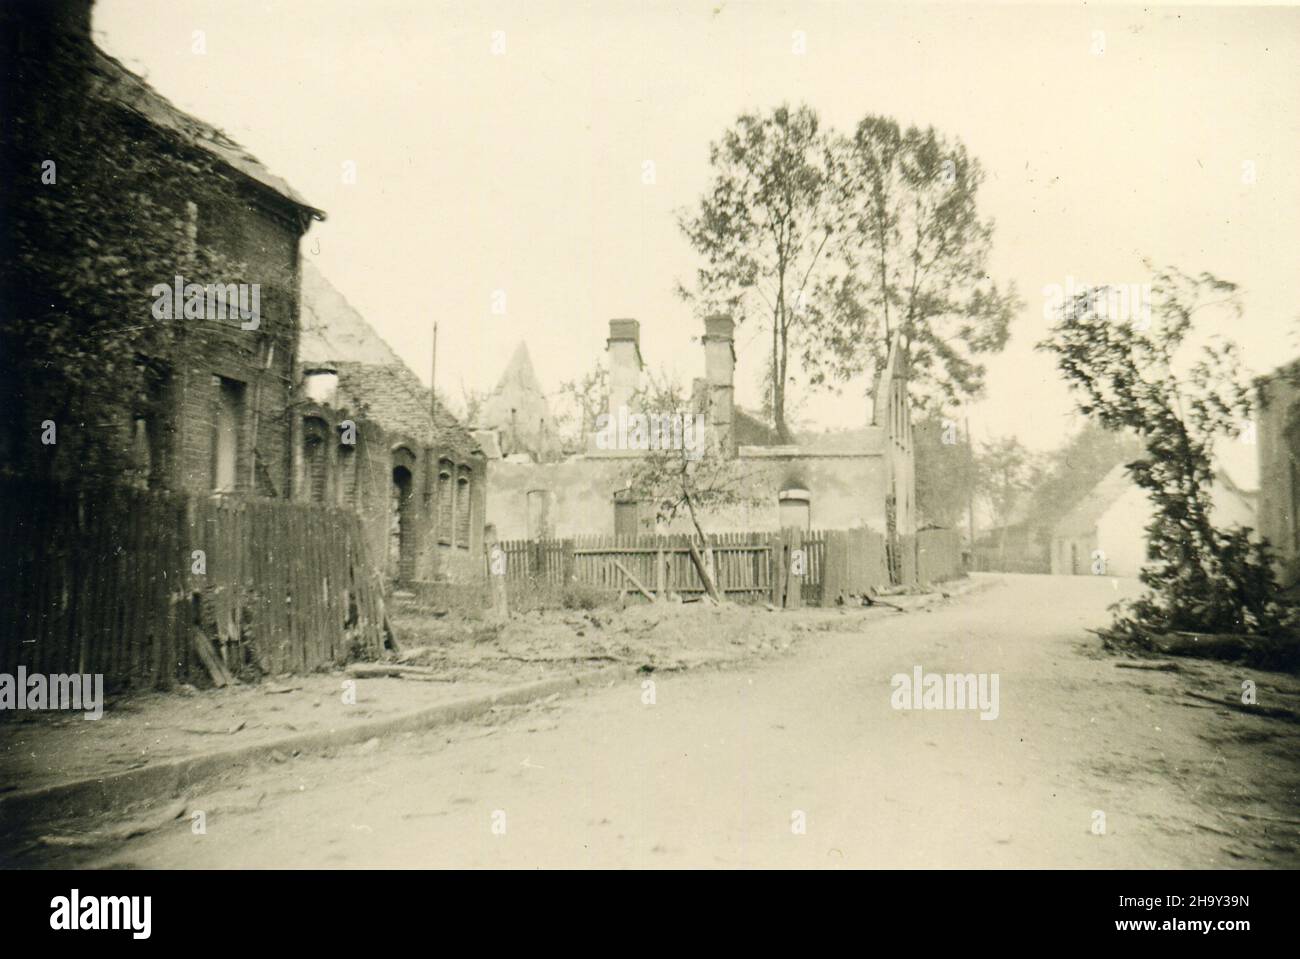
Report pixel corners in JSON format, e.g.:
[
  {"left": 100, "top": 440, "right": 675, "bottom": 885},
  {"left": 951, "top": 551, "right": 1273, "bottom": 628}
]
[{"left": 96, "top": 1, "right": 1300, "bottom": 484}]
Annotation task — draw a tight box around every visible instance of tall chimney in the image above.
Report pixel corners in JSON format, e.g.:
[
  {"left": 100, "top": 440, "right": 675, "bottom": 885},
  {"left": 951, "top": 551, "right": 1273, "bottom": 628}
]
[
  {"left": 606, "top": 318, "right": 642, "bottom": 419},
  {"left": 703, "top": 315, "right": 735, "bottom": 455}
]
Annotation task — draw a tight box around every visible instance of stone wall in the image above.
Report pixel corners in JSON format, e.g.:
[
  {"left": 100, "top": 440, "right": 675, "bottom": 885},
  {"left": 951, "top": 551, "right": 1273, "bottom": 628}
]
[{"left": 486, "top": 450, "right": 890, "bottom": 541}]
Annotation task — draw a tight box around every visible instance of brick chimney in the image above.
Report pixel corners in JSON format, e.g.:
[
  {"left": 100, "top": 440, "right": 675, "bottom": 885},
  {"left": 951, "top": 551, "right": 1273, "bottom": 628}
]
[
  {"left": 703, "top": 315, "right": 735, "bottom": 455},
  {"left": 606, "top": 318, "right": 642, "bottom": 419}
]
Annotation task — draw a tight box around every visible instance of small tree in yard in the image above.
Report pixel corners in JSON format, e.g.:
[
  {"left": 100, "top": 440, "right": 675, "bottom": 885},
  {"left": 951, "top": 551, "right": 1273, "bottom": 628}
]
[
  {"left": 1040, "top": 267, "right": 1297, "bottom": 647},
  {"left": 623, "top": 372, "right": 762, "bottom": 601}
]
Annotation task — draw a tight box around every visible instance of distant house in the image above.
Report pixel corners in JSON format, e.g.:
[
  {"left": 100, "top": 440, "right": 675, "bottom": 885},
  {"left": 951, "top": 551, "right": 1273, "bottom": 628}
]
[
  {"left": 1050, "top": 464, "right": 1256, "bottom": 576},
  {"left": 485, "top": 316, "right": 916, "bottom": 550},
  {"left": 1256, "top": 361, "right": 1300, "bottom": 587},
  {"left": 297, "top": 262, "right": 486, "bottom": 584},
  {"left": 973, "top": 493, "right": 1050, "bottom": 574}
]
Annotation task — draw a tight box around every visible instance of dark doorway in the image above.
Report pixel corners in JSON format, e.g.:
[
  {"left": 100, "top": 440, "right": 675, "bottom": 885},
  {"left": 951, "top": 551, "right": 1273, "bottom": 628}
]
[{"left": 391, "top": 465, "right": 415, "bottom": 583}]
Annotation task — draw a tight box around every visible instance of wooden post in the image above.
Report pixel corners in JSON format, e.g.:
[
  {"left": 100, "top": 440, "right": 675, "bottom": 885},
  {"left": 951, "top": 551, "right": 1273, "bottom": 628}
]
[
  {"left": 562, "top": 538, "right": 576, "bottom": 584},
  {"left": 786, "top": 526, "right": 804, "bottom": 610},
  {"left": 770, "top": 531, "right": 784, "bottom": 608},
  {"left": 485, "top": 524, "right": 509, "bottom": 621}
]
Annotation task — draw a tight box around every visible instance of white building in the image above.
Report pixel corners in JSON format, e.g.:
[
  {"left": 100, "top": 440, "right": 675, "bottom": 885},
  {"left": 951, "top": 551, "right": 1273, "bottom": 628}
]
[{"left": 1050, "top": 464, "right": 1256, "bottom": 576}]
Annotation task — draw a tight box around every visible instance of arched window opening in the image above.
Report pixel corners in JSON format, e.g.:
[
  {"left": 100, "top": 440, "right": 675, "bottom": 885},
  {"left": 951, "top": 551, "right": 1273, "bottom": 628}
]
[
  {"left": 437, "top": 458, "right": 454, "bottom": 545},
  {"left": 456, "top": 465, "right": 472, "bottom": 548},
  {"left": 391, "top": 465, "right": 415, "bottom": 583},
  {"left": 302, "top": 416, "right": 330, "bottom": 504}
]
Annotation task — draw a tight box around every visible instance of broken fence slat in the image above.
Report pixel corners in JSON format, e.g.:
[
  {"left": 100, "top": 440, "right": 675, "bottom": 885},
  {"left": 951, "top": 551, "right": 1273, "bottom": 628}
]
[
  {"left": 612, "top": 560, "right": 656, "bottom": 603},
  {"left": 191, "top": 628, "right": 231, "bottom": 688}
]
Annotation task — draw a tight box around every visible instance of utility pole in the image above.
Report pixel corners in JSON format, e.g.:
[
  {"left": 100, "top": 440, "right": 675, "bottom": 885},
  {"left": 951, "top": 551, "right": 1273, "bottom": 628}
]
[{"left": 430, "top": 321, "right": 438, "bottom": 428}]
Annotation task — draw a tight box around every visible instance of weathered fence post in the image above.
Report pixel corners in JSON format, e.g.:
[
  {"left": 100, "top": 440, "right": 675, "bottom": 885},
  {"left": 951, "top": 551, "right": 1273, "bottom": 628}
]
[
  {"left": 785, "top": 526, "right": 804, "bottom": 610},
  {"left": 769, "top": 531, "right": 784, "bottom": 608},
  {"left": 485, "top": 524, "right": 509, "bottom": 621}
]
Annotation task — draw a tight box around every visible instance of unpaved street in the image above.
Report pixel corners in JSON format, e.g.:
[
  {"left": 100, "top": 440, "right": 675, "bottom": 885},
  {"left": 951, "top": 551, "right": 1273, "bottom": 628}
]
[{"left": 58, "top": 576, "right": 1300, "bottom": 868}]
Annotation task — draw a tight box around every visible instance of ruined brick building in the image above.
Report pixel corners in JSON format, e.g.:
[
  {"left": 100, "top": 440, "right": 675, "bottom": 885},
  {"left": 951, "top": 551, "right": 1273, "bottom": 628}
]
[
  {"left": 1, "top": 0, "right": 483, "bottom": 590},
  {"left": 0, "top": 0, "right": 324, "bottom": 496},
  {"left": 297, "top": 263, "right": 486, "bottom": 584},
  {"left": 483, "top": 316, "right": 916, "bottom": 545}
]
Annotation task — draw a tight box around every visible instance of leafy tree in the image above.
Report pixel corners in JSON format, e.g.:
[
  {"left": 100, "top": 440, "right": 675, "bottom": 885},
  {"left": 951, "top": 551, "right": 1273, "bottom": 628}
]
[
  {"left": 807, "top": 117, "right": 1018, "bottom": 413},
  {"left": 1040, "top": 267, "right": 1294, "bottom": 638},
  {"left": 913, "top": 415, "right": 977, "bottom": 529},
  {"left": 1026, "top": 422, "right": 1144, "bottom": 532},
  {"left": 676, "top": 104, "right": 847, "bottom": 442},
  {"left": 976, "top": 435, "right": 1034, "bottom": 563}
]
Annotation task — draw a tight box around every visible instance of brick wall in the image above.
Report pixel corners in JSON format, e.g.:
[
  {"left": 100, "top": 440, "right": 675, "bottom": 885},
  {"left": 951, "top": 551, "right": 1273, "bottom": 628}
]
[
  {"left": 170, "top": 191, "right": 304, "bottom": 497},
  {"left": 0, "top": 18, "right": 316, "bottom": 493}
]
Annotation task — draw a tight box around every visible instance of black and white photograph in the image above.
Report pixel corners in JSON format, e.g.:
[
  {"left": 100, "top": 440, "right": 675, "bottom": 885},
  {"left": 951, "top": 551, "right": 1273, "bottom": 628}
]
[{"left": 0, "top": 0, "right": 1295, "bottom": 931}]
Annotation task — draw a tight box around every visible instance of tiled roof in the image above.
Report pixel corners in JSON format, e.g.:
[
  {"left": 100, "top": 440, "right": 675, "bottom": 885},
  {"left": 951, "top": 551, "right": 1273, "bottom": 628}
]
[{"left": 88, "top": 48, "right": 324, "bottom": 220}]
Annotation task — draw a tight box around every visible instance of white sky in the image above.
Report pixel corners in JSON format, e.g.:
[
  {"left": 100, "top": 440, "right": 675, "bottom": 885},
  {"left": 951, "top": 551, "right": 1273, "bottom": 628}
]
[{"left": 96, "top": 1, "right": 1300, "bottom": 486}]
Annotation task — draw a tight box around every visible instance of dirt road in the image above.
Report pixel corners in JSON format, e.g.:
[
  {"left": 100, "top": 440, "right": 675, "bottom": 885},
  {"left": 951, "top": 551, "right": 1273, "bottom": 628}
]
[{"left": 45, "top": 575, "right": 1300, "bottom": 868}]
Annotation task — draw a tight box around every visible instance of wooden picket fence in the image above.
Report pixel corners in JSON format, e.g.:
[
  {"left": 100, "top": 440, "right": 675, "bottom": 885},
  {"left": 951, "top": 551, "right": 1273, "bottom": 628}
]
[
  {"left": 0, "top": 481, "right": 387, "bottom": 690},
  {"left": 495, "top": 526, "right": 962, "bottom": 608}
]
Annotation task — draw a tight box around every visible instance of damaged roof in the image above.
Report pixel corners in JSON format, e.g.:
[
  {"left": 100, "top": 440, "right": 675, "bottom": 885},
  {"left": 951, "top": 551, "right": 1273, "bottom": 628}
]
[
  {"left": 299, "top": 262, "right": 479, "bottom": 460},
  {"left": 88, "top": 47, "right": 325, "bottom": 222}
]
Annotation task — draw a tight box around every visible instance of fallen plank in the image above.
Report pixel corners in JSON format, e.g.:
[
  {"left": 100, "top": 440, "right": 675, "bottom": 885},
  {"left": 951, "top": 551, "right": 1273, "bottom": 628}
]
[
  {"left": 1184, "top": 691, "right": 1300, "bottom": 725},
  {"left": 1222, "top": 810, "right": 1300, "bottom": 827},
  {"left": 612, "top": 560, "right": 656, "bottom": 603},
  {"left": 191, "top": 629, "right": 232, "bottom": 688},
  {"left": 1114, "top": 661, "right": 1181, "bottom": 672},
  {"left": 39, "top": 799, "right": 188, "bottom": 849},
  {"left": 485, "top": 654, "right": 621, "bottom": 665},
  {"left": 345, "top": 663, "right": 441, "bottom": 679}
]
